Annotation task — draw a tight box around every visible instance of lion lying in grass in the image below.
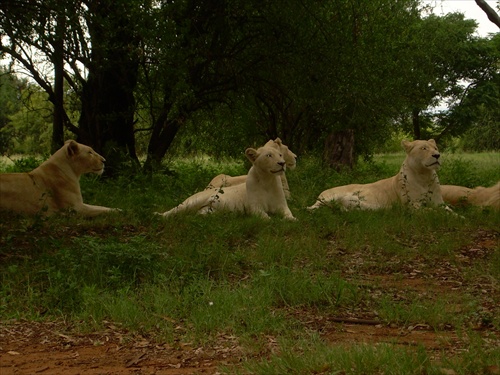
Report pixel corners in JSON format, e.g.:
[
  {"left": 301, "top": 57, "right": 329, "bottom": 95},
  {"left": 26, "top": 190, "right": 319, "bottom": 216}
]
[
  {"left": 308, "top": 139, "right": 447, "bottom": 211},
  {"left": 158, "top": 145, "right": 296, "bottom": 220},
  {"left": 441, "top": 182, "right": 499, "bottom": 210},
  {"left": 0, "top": 140, "right": 119, "bottom": 216},
  {"left": 206, "top": 138, "right": 297, "bottom": 199}
]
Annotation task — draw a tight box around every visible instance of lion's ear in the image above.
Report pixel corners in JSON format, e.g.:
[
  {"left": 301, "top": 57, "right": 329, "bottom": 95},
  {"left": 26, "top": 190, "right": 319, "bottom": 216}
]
[
  {"left": 401, "top": 140, "right": 413, "bottom": 153},
  {"left": 428, "top": 139, "right": 436, "bottom": 147},
  {"left": 66, "top": 140, "right": 79, "bottom": 157},
  {"left": 274, "top": 137, "right": 282, "bottom": 145},
  {"left": 245, "top": 148, "right": 259, "bottom": 163}
]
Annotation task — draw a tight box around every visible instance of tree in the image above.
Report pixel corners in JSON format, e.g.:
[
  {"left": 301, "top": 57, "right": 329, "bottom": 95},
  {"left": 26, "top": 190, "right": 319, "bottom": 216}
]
[
  {"left": 77, "top": 0, "right": 142, "bottom": 175},
  {"left": 455, "top": 73, "right": 500, "bottom": 151},
  {"left": 2, "top": 0, "right": 498, "bottom": 174},
  {"left": 139, "top": 0, "right": 271, "bottom": 171},
  {"left": 0, "top": 1, "right": 77, "bottom": 153},
  {"left": 436, "top": 32, "right": 500, "bottom": 144},
  {"left": 1, "top": 0, "right": 141, "bottom": 175},
  {"left": 397, "top": 13, "right": 497, "bottom": 141}
]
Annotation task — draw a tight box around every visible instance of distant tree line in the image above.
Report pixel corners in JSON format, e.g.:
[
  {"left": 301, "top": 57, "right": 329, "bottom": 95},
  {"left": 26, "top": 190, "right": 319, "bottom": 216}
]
[{"left": 1, "top": 0, "right": 499, "bottom": 174}]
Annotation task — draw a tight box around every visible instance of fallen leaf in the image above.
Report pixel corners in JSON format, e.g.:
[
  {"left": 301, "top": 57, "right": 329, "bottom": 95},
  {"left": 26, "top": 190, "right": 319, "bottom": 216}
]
[{"left": 125, "top": 352, "right": 147, "bottom": 368}]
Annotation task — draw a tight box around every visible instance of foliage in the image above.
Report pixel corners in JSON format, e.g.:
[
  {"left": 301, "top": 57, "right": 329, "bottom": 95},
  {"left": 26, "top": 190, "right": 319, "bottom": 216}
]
[
  {"left": 459, "top": 121, "right": 500, "bottom": 151},
  {"left": 2, "top": 0, "right": 498, "bottom": 170},
  {"left": 0, "top": 67, "right": 26, "bottom": 153},
  {"left": 436, "top": 33, "right": 500, "bottom": 149},
  {"left": 395, "top": 13, "right": 500, "bottom": 141},
  {"left": 2, "top": 156, "right": 45, "bottom": 173},
  {"left": 7, "top": 86, "right": 53, "bottom": 154},
  {"left": 0, "top": 68, "right": 83, "bottom": 155}
]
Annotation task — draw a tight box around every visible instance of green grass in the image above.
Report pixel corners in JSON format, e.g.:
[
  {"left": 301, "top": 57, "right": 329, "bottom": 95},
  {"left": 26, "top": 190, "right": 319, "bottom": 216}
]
[
  {"left": 1, "top": 151, "right": 499, "bottom": 373},
  {"left": 236, "top": 334, "right": 500, "bottom": 375}
]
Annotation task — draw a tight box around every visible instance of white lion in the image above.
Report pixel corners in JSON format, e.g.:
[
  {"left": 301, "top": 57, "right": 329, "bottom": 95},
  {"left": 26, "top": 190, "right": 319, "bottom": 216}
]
[
  {"left": 441, "top": 182, "right": 499, "bottom": 210},
  {"left": 308, "top": 139, "right": 447, "bottom": 211},
  {"left": 158, "top": 145, "right": 296, "bottom": 220},
  {"left": 0, "top": 140, "right": 119, "bottom": 216},
  {"left": 206, "top": 138, "right": 297, "bottom": 199}
]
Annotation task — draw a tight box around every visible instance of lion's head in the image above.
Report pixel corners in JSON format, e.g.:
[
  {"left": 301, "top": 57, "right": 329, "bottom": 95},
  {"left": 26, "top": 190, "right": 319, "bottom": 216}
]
[
  {"left": 264, "top": 138, "right": 297, "bottom": 170},
  {"left": 245, "top": 146, "right": 286, "bottom": 175},
  {"left": 402, "top": 139, "right": 441, "bottom": 172},
  {"left": 64, "top": 140, "right": 106, "bottom": 176}
]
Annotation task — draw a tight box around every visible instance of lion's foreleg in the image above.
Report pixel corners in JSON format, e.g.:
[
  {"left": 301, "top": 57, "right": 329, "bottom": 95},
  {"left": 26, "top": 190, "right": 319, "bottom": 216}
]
[
  {"left": 281, "top": 206, "right": 296, "bottom": 220},
  {"left": 248, "top": 208, "right": 271, "bottom": 219},
  {"left": 280, "top": 174, "right": 291, "bottom": 199},
  {"left": 307, "top": 198, "right": 326, "bottom": 211}
]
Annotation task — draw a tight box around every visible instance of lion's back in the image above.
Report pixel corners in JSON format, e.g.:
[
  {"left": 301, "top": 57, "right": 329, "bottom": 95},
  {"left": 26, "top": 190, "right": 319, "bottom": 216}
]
[
  {"left": 470, "top": 182, "right": 500, "bottom": 210},
  {"left": 0, "top": 172, "right": 48, "bottom": 214}
]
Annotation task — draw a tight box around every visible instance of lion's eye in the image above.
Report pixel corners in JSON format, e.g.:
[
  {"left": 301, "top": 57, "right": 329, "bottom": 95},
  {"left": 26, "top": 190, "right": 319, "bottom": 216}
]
[
  {"left": 421, "top": 147, "right": 427, "bottom": 150},
  {"left": 267, "top": 154, "right": 272, "bottom": 158}
]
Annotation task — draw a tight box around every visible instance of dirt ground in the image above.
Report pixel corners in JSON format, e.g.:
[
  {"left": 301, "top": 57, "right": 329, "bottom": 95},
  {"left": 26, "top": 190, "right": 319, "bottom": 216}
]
[
  {"left": 2, "top": 317, "right": 490, "bottom": 375},
  {"left": 1, "top": 230, "right": 499, "bottom": 374},
  {"left": 3, "top": 315, "right": 500, "bottom": 375},
  {"left": 0, "top": 319, "right": 241, "bottom": 375}
]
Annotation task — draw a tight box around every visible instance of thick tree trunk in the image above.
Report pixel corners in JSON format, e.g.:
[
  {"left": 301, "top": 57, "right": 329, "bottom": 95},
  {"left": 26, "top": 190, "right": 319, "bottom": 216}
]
[
  {"left": 323, "top": 129, "right": 355, "bottom": 171},
  {"left": 79, "top": 66, "right": 140, "bottom": 176},
  {"left": 77, "top": 0, "right": 140, "bottom": 176},
  {"left": 143, "top": 115, "right": 185, "bottom": 173}
]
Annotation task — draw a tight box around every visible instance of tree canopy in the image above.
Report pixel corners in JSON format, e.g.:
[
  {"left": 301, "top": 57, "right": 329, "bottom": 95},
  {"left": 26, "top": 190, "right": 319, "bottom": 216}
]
[{"left": 1, "top": 0, "right": 498, "bottom": 173}]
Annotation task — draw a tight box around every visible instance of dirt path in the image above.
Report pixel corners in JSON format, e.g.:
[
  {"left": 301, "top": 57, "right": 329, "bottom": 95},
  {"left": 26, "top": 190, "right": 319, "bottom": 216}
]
[
  {"left": 2, "top": 317, "right": 498, "bottom": 375},
  {"left": 1, "top": 320, "right": 243, "bottom": 375}
]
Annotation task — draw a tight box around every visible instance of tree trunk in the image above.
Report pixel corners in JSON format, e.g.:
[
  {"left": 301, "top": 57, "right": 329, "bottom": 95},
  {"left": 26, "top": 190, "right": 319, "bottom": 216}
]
[
  {"left": 51, "top": 12, "right": 65, "bottom": 153},
  {"left": 77, "top": 0, "right": 140, "bottom": 176},
  {"left": 323, "top": 129, "right": 355, "bottom": 171},
  {"left": 143, "top": 114, "right": 185, "bottom": 173},
  {"left": 412, "top": 108, "right": 421, "bottom": 140},
  {"left": 79, "top": 63, "right": 140, "bottom": 176}
]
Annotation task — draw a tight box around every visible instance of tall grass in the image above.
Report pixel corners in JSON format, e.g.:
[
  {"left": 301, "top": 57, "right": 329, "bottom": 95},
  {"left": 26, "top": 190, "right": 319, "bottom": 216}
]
[{"left": 1, "top": 151, "right": 499, "bottom": 373}]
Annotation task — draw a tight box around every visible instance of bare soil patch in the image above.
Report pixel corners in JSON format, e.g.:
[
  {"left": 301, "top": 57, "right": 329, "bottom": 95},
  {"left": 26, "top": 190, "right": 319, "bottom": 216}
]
[{"left": 1, "top": 320, "right": 242, "bottom": 375}]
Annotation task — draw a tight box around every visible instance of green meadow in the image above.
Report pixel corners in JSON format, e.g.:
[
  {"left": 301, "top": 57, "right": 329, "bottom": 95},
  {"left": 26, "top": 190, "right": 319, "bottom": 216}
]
[{"left": 1, "top": 151, "right": 499, "bottom": 374}]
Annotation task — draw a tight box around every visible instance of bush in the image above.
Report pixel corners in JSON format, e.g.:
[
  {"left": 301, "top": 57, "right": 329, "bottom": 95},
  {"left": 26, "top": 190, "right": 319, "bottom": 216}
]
[{"left": 2, "top": 156, "right": 44, "bottom": 173}]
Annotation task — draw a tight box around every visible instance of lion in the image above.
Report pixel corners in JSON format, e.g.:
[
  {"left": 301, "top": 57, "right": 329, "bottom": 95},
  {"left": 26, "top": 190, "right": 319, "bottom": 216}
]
[
  {"left": 206, "top": 138, "right": 297, "bottom": 199},
  {"left": 441, "top": 182, "right": 499, "bottom": 210},
  {"left": 0, "top": 140, "right": 119, "bottom": 216},
  {"left": 158, "top": 145, "right": 296, "bottom": 220},
  {"left": 308, "top": 139, "right": 447, "bottom": 211}
]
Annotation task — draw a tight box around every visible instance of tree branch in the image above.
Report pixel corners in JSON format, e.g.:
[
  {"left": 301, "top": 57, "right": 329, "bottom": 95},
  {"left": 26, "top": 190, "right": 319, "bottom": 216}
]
[{"left": 475, "top": 0, "right": 500, "bottom": 28}]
